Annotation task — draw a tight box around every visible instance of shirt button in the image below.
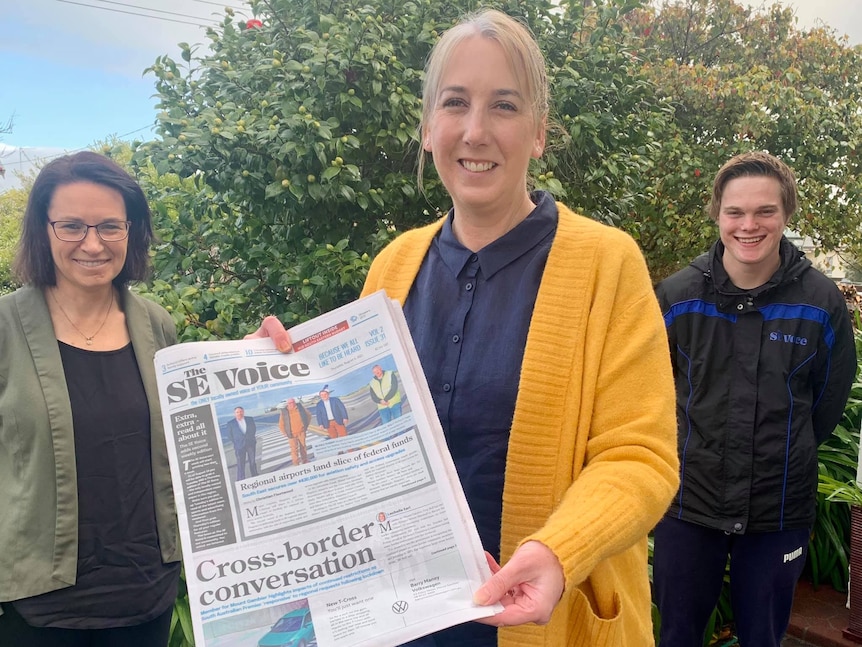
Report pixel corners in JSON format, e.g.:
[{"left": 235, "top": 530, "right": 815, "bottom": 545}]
[
  {"left": 452, "top": 335, "right": 460, "bottom": 343},
  {"left": 442, "top": 383, "right": 452, "bottom": 392},
  {"left": 465, "top": 283, "right": 473, "bottom": 291},
  {"left": 733, "top": 522, "right": 743, "bottom": 531},
  {"left": 470, "top": 254, "right": 478, "bottom": 263},
  {"left": 737, "top": 303, "right": 744, "bottom": 311}
]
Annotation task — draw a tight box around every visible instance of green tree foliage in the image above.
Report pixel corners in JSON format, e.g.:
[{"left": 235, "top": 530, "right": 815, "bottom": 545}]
[
  {"left": 136, "top": 0, "right": 444, "bottom": 338},
  {"left": 534, "top": 0, "right": 677, "bottom": 227},
  {"left": 0, "top": 184, "right": 29, "bottom": 295},
  {"left": 624, "top": 0, "right": 862, "bottom": 278},
  {"left": 134, "top": 0, "right": 675, "bottom": 338},
  {"left": 138, "top": 0, "right": 862, "bottom": 322}
]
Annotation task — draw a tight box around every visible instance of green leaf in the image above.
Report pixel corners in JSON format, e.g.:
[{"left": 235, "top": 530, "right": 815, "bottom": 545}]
[
  {"left": 321, "top": 166, "right": 342, "bottom": 181},
  {"left": 265, "top": 181, "right": 285, "bottom": 198}
]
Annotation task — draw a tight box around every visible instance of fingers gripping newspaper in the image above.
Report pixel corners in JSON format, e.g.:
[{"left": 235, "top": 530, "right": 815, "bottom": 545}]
[{"left": 155, "top": 291, "right": 501, "bottom": 647}]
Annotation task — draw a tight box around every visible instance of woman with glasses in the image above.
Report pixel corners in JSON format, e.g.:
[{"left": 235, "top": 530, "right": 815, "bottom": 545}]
[{"left": 0, "top": 151, "right": 181, "bottom": 646}]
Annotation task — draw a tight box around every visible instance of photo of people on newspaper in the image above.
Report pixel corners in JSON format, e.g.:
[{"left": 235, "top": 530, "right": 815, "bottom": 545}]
[
  {"left": 216, "top": 358, "right": 410, "bottom": 483},
  {"left": 154, "top": 292, "right": 498, "bottom": 647}
]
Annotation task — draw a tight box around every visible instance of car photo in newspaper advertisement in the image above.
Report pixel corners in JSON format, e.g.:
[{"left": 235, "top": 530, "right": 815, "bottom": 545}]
[{"left": 257, "top": 601, "right": 316, "bottom": 647}]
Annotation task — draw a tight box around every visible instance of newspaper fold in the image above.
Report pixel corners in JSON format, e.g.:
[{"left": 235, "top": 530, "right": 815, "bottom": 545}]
[{"left": 155, "top": 290, "right": 500, "bottom": 647}]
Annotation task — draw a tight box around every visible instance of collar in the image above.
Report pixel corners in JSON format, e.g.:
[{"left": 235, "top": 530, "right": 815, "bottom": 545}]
[
  {"left": 702, "top": 236, "right": 810, "bottom": 298},
  {"left": 437, "top": 191, "right": 558, "bottom": 279}
]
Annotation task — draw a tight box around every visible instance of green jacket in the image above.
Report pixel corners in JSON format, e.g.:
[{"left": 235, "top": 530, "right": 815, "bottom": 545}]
[{"left": 0, "top": 286, "right": 181, "bottom": 604}]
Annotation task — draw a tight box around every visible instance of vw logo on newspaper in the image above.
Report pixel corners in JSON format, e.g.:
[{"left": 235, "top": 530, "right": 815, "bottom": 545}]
[{"left": 392, "top": 600, "right": 409, "bottom": 614}]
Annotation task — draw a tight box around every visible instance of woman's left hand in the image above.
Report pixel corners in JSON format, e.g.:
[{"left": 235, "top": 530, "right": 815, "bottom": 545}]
[{"left": 473, "top": 540, "right": 565, "bottom": 627}]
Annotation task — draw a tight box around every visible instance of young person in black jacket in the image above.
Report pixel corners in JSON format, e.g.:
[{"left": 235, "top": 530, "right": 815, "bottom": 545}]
[{"left": 653, "top": 151, "right": 856, "bottom": 647}]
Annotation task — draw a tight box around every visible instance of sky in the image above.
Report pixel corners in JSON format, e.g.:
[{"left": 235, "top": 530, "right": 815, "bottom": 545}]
[
  {"left": 0, "top": 0, "right": 247, "bottom": 189},
  {"left": 1, "top": 0, "right": 861, "bottom": 191}
]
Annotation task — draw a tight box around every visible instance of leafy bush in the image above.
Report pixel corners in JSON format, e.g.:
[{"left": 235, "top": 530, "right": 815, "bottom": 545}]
[
  {"left": 813, "top": 322, "right": 862, "bottom": 590},
  {"left": 132, "top": 0, "right": 677, "bottom": 339},
  {"left": 0, "top": 185, "right": 30, "bottom": 295}
]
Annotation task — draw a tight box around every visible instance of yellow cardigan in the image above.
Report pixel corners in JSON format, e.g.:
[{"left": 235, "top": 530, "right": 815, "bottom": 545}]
[{"left": 362, "top": 203, "right": 679, "bottom": 646}]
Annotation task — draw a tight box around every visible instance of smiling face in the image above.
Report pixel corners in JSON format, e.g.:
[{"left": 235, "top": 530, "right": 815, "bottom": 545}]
[
  {"left": 47, "top": 181, "right": 128, "bottom": 294},
  {"left": 717, "top": 175, "right": 789, "bottom": 288},
  {"left": 234, "top": 407, "right": 245, "bottom": 420},
  {"left": 423, "top": 35, "right": 545, "bottom": 221}
]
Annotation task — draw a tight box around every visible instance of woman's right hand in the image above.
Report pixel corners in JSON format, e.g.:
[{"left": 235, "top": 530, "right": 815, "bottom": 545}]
[
  {"left": 245, "top": 316, "right": 293, "bottom": 353},
  {"left": 473, "top": 541, "right": 565, "bottom": 627}
]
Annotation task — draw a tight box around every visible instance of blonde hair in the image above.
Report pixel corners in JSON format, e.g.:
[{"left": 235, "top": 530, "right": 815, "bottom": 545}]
[{"left": 417, "top": 9, "right": 549, "bottom": 190}]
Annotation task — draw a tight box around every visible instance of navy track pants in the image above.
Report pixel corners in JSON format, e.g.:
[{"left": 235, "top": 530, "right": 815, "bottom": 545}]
[{"left": 653, "top": 516, "right": 809, "bottom": 647}]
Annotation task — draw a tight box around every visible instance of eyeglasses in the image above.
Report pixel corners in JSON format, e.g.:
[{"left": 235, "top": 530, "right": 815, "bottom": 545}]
[{"left": 49, "top": 220, "right": 131, "bottom": 242}]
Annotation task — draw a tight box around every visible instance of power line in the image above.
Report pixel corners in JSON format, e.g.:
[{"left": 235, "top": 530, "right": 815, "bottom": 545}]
[
  {"left": 85, "top": 0, "right": 216, "bottom": 21},
  {"left": 0, "top": 125, "right": 156, "bottom": 169},
  {"left": 4, "top": 0, "right": 251, "bottom": 174},
  {"left": 188, "top": 0, "right": 245, "bottom": 8},
  {"left": 56, "top": 0, "right": 213, "bottom": 27}
]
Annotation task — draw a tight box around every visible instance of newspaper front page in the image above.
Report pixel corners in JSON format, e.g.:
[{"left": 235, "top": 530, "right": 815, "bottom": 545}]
[{"left": 154, "top": 291, "right": 500, "bottom": 647}]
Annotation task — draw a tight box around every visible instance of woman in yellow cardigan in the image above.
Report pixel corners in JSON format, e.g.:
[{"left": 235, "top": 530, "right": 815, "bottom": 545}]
[{"left": 253, "top": 8, "right": 678, "bottom": 646}]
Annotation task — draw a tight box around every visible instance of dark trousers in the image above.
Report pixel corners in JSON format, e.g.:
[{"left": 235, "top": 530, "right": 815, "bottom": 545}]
[
  {"left": 653, "top": 516, "right": 809, "bottom": 647},
  {"left": 235, "top": 442, "right": 258, "bottom": 480},
  {"left": 398, "top": 621, "right": 496, "bottom": 646},
  {"left": 0, "top": 602, "right": 173, "bottom": 647},
  {"left": 245, "top": 440, "right": 258, "bottom": 476}
]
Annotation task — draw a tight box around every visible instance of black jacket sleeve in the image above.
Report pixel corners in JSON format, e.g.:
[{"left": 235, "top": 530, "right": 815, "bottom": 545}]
[{"left": 812, "top": 299, "right": 857, "bottom": 444}]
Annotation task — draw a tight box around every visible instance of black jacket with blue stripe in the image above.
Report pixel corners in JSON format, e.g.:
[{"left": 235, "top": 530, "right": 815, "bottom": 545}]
[{"left": 656, "top": 237, "right": 856, "bottom": 533}]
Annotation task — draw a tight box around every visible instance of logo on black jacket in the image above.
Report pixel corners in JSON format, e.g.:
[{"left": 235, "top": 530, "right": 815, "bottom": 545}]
[{"left": 769, "top": 330, "right": 808, "bottom": 346}]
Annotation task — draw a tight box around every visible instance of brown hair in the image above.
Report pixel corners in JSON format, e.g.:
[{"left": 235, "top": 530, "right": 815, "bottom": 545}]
[
  {"left": 709, "top": 151, "right": 797, "bottom": 221},
  {"left": 13, "top": 151, "right": 154, "bottom": 287}
]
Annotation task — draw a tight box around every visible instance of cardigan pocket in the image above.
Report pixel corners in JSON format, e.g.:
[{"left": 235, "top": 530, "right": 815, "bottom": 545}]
[{"left": 566, "top": 585, "right": 625, "bottom": 647}]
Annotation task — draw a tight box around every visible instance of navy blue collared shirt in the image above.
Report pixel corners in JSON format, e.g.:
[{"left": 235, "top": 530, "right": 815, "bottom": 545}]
[{"left": 400, "top": 191, "right": 557, "bottom": 647}]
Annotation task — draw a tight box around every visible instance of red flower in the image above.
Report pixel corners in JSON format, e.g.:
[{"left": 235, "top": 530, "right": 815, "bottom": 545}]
[
  {"left": 694, "top": 168, "right": 702, "bottom": 178},
  {"left": 246, "top": 19, "right": 263, "bottom": 29}
]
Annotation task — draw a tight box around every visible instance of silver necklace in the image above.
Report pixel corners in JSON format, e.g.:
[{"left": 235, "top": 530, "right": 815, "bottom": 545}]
[{"left": 50, "top": 288, "right": 114, "bottom": 346}]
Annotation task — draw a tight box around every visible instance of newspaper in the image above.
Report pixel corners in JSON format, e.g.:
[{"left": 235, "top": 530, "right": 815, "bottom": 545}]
[{"left": 154, "top": 290, "right": 500, "bottom": 647}]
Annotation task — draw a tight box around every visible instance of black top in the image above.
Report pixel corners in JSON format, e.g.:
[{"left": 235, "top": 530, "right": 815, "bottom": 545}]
[
  {"left": 14, "top": 342, "right": 179, "bottom": 629},
  {"left": 655, "top": 237, "right": 857, "bottom": 533}
]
